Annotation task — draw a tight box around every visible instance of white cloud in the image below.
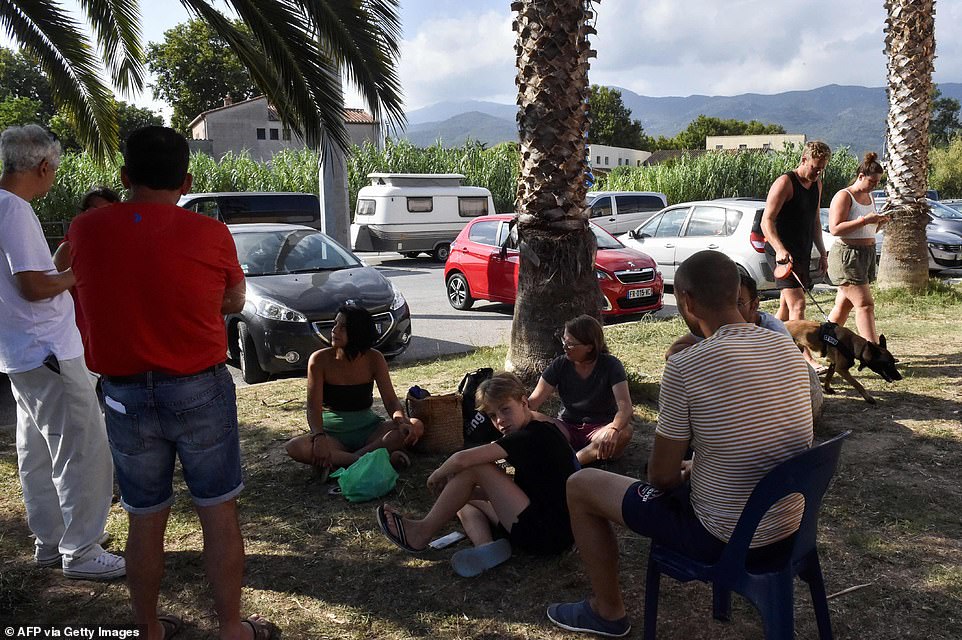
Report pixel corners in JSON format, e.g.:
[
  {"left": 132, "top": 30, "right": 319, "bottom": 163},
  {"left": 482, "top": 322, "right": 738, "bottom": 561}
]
[{"left": 398, "top": 11, "right": 517, "bottom": 110}]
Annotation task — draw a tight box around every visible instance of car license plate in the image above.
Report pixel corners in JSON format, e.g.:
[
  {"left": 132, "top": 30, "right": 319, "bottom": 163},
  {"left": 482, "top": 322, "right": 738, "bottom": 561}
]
[{"left": 628, "top": 288, "right": 652, "bottom": 299}]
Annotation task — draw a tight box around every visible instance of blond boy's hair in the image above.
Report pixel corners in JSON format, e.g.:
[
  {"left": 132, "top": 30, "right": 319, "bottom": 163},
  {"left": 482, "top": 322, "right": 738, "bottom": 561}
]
[{"left": 476, "top": 372, "right": 527, "bottom": 414}]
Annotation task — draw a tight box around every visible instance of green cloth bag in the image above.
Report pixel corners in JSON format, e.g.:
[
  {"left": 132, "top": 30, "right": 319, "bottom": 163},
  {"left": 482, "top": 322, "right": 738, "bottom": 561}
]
[{"left": 329, "top": 448, "right": 399, "bottom": 503}]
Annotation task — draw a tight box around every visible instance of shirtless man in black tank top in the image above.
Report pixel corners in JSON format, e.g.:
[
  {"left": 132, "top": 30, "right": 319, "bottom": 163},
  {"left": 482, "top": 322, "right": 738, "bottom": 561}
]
[{"left": 761, "top": 140, "right": 832, "bottom": 323}]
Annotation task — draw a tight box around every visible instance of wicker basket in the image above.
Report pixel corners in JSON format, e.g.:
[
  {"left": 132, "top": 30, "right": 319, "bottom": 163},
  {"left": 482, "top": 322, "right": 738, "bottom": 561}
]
[{"left": 406, "top": 392, "right": 464, "bottom": 454}]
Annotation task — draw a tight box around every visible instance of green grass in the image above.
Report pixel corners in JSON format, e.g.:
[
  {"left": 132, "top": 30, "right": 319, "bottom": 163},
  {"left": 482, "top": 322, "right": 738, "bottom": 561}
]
[{"left": 2, "top": 282, "right": 961, "bottom": 638}]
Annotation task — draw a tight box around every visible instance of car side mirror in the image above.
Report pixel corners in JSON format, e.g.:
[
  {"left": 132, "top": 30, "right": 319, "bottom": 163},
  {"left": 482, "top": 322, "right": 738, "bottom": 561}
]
[{"left": 627, "top": 229, "right": 639, "bottom": 239}]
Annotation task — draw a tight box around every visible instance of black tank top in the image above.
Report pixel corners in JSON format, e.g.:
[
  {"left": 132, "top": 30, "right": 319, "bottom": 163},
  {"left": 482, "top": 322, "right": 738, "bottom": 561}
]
[
  {"left": 323, "top": 380, "right": 375, "bottom": 412},
  {"left": 771, "top": 171, "right": 819, "bottom": 258}
]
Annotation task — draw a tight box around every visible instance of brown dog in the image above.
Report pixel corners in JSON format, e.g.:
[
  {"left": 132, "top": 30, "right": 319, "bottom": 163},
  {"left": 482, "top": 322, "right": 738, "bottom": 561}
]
[{"left": 786, "top": 320, "right": 901, "bottom": 404}]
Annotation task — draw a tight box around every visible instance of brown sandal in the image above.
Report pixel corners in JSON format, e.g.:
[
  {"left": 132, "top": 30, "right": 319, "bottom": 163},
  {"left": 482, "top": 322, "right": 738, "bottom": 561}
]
[
  {"left": 242, "top": 615, "right": 278, "bottom": 640},
  {"left": 390, "top": 450, "right": 411, "bottom": 471}
]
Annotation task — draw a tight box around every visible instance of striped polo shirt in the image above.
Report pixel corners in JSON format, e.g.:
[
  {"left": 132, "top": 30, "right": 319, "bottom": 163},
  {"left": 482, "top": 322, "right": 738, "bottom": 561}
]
[{"left": 658, "top": 323, "right": 813, "bottom": 547}]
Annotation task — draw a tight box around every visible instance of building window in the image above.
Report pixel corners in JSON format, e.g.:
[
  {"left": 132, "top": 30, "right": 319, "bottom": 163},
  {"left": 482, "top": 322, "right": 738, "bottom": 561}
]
[
  {"left": 407, "top": 197, "right": 433, "bottom": 213},
  {"left": 715, "top": 144, "right": 723, "bottom": 150},
  {"left": 762, "top": 143, "right": 772, "bottom": 150},
  {"left": 269, "top": 128, "right": 279, "bottom": 140},
  {"left": 282, "top": 128, "right": 291, "bottom": 141},
  {"left": 256, "top": 128, "right": 266, "bottom": 140},
  {"left": 596, "top": 156, "right": 601, "bottom": 164},
  {"left": 738, "top": 144, "right": 748, "bottom": 150},
  {"left": 604, "top": 156, "right": 609, "bottom": 165}
]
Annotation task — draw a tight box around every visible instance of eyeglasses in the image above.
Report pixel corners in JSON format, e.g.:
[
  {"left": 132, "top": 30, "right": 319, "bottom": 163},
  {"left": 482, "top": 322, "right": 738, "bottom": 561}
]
[
  {"left": 561, "top": 338, "right": 586, "bottom": 350},
  {"left": 736, "top": 298, "right": 755, "bottom": 308}
]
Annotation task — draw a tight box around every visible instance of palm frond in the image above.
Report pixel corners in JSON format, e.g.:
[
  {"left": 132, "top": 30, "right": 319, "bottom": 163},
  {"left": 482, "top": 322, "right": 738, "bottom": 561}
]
[
  {"left": 301, "top": 0, "right": 405, "bottom": 131},
  {"left": 77, "top": 0, "right": 145, "bottom": 94},
  {"left": 180, "top": 0, "right": 348, "bottom": 151},
  {"left": 0, "top": 0, "right": 118, "bottom": 160}
]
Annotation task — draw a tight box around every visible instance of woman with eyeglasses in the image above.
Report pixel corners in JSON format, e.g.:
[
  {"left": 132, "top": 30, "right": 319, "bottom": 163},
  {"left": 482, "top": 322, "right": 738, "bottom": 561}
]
[{"left": 528, "top": 315, "right": 634, "bottom": 465}]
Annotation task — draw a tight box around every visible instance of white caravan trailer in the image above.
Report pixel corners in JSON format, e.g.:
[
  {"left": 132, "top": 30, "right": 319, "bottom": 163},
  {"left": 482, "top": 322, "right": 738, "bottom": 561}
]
[{"left": 350, "top": 173, "right": 496, "bottom": 261}]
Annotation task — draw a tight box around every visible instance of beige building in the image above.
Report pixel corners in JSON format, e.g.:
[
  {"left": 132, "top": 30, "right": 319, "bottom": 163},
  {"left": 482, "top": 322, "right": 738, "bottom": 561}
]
[
  {"left": 189, "top": 96, "right": 379, "bottom": 160},
  {"left": 588, "top": 144, "right": 653, "bottom": 174},
  {"left": 705, "top": 134, "right": 806, "bottom": 151}
]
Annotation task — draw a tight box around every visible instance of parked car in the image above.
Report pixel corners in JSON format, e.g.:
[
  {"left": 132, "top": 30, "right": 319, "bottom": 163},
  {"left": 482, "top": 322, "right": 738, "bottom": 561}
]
[
  {"left": 941, "top": 199, "right": 962, "bottom": 214},
  {"left": 586, "top": 191, "right": 668, "bottom": 235},
  {"left": 872, "top": 189, "right": 939, "bottom": 209},
  {"left": 444, "top": 214, "right": 663, "bottom": 316},
  {"left": 226, "top": 224, "right": 411, "bottom": 383},
  {"left": 179, "top": 192, "right": 321, "bottom": 228},
  {"left": 622, "top": 198, "right": 821, "bottom": 291}
]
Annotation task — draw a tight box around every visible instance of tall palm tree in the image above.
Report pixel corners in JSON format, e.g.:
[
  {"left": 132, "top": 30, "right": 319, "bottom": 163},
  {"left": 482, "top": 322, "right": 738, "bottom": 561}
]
[
  {"left": 878, "top": 0, "right": 935, "bottom": 290},
  {"left": 509, "top": 0, "right": 600, "bottom": 379},
  {"left": 0, "top": 0, "right": 404, "bottom": 160}
]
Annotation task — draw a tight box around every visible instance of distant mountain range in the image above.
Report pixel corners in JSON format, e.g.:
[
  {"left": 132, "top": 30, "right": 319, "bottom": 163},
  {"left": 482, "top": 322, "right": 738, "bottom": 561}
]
[{"left": 400, "top": 83, "right": 962, "bottom": 155}]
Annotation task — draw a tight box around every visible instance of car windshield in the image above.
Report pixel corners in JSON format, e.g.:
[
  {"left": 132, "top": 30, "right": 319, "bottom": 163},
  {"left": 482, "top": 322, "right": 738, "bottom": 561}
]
[
  {"left": 233, "top": 229, "right": 361, "bottom": 276},
  {"left": 590, "top": 223, "right": 625, "bottom": 250},
  {"left": 929, "top": 200, "right": 962, "bottom": 220}
]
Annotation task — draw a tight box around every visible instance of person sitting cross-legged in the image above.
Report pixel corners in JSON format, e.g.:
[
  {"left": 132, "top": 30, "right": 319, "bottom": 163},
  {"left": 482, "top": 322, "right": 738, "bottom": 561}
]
[
  {"left": 376, "top": 372, "right": 580, "bottom": 577},
  {"left": 285, "top": 304, "right": 423, "bottom": 476},
  {"left": 546, "top": 250, "right": 814, "bottom": 637},
  {"left": 528, "top": 314, "right": 634, "bottom": 466}
]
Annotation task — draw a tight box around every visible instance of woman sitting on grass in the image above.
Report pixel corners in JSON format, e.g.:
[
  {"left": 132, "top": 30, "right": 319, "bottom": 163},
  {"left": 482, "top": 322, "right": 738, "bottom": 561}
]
[
  {"left": 528, "top": 315, "right": 634, "bottom": 466},
  {"left": 285, "top": 304, "right": 423, "bottom": 476},
  {"left": 376, "top": 372, "right": 579, "bottom": 577}
]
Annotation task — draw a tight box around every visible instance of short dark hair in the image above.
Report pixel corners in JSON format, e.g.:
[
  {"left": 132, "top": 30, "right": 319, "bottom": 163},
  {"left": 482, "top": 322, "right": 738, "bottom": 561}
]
[
  {"left": 564, "top": 314, "right": 608, "bottom": 359},
  {"left": 738, "top": 272, "right": 758, "bottom": 300},
  {"left": 79, "top": 186, "right": 120, "bottom": 211},
  {"left": 123, "top": 126, "right": 189, "bottom": 190},
  {"left": 337, "top": 304, "right": 377, "bottom": 360},
  {"left": 675, "top": 250, "right": 739, "bottom": 309}
]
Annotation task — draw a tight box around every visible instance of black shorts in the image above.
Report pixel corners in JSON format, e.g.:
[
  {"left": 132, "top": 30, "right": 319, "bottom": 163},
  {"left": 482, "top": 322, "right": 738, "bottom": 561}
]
[
  {"left": 497, "top": 505, "right": 573, "bottom": 556},
  {"left": 621, "top": 482, "right": 795, "bottom": 564},
  {"left": 765, "top": 243, "right": 812, "bottom": 290}
]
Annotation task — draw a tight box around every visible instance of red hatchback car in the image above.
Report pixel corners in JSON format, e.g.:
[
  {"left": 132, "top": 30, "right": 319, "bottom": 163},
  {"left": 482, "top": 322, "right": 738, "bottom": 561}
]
[{"left": 444, "top": 214, "right": 664, "bottom": 316}]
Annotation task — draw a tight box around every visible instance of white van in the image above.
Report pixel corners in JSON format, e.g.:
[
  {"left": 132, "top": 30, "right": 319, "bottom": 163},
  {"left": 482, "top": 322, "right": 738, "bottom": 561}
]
[
  {"left": 350, "top": 173, "right": 496, "bottom": 261},
  {"left": 586, "top": 191, "right": 668, "bottom": 235}
]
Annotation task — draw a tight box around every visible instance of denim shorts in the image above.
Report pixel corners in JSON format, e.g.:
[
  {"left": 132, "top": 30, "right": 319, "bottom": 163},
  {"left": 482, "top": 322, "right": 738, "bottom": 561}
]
[{"left": 101, "top": 365, "right": 244, "bottom": 514}]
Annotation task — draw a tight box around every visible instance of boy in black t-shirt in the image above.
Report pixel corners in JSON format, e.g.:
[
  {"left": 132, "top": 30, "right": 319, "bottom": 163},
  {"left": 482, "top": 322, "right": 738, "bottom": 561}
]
[{"left": 376, "top": 372, "right": 579, "bottom": 577}]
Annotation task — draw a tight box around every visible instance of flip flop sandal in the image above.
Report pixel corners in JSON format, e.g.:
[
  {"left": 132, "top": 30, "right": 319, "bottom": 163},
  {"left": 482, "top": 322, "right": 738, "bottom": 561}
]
[
  {"left": 158, "top": 614, "right": 184, "bottom": 640},
  {"left": 450, "top": 539, "right": 512, "bottom": 577},
  {"left": 242, "top": 616, "right": 278, "bottom": 640},
  {"left": 375, "top": 505, "right": 425, "bottom": 554}
]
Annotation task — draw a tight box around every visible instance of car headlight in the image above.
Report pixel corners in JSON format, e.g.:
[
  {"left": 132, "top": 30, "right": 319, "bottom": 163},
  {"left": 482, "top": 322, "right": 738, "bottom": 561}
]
[
  {"left": 596, "top": 269, "right": 613, "bottom": 281},
  {"left": 249, "top": 294, "right": 307, "bottom": 322},
  {"left": 930, "top": 243, "right": 962, "bottom": 252},
  {"left": 390, "top": 283, "right": 406, "bottom": 310}
]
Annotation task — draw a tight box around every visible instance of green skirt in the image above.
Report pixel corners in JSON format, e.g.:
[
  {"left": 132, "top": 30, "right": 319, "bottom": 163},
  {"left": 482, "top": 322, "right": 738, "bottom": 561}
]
[{"left": 323, "top": 408, "right": 384, "bottom": 451}]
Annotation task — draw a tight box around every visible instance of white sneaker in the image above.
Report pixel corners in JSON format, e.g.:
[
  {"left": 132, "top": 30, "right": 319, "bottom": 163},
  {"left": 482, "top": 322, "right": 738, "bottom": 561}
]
[
  {"left": 63, "top": 551, "right": 126, "bottom": 580},
  {"left": 34, "top": 531, "right": 112, "bottom": 568}
]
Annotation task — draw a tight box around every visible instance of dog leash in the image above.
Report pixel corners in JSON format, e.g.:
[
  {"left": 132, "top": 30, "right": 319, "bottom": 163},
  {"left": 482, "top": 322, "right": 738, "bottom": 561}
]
[{"left": 774, "top": 259, "right": 830, "bottom": 321}]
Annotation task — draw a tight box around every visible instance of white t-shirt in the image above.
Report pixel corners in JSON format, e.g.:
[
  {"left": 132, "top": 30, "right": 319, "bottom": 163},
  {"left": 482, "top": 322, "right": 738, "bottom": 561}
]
[{"left": 0, "top": 189, "right": 82, "bottom": 373}]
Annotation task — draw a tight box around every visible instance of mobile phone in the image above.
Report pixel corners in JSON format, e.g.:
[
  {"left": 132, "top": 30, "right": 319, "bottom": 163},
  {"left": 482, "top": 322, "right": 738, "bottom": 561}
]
[
  {"left": 429, "top": 531, "right": 466, "bottom": 549},
  {"left": 43, "top": 354, "right": 61, "bottom": 375}
]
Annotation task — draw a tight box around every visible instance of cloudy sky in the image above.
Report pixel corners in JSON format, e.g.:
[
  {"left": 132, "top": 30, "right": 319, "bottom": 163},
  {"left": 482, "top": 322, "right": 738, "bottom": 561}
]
[{"left": 7, "top": 0, "right": 962, "bottom": 117}]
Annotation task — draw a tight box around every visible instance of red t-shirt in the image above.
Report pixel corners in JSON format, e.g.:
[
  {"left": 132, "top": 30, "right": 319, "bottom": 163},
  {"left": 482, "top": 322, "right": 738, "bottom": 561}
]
[{"left": 67, "top": 202, "right": 245, "bottom": 376}]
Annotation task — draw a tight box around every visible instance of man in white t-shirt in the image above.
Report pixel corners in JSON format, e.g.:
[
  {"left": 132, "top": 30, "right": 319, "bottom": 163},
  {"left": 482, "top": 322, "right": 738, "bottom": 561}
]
[
  {"left": 546, "top": 250, "right": 813, "bottom": 637},
  {"left": 0, "top": 125, "right": 124, "bottom": 580}
]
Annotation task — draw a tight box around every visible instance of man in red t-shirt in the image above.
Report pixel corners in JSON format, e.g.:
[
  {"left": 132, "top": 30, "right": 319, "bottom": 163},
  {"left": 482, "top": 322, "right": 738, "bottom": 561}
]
[{"left": 66, "top": 126, "right": 275, "bottom": 639}]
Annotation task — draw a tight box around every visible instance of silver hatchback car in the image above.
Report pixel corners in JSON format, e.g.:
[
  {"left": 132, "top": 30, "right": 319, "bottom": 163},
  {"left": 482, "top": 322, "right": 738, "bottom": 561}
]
[{"left": 622, "top": 198, "right": 821, "bottom": 291}]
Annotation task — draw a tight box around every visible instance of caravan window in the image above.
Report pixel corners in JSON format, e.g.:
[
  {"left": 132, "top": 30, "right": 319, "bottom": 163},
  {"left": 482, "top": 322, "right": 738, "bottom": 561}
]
[
  {"left": 407, "top": 197, "right": 433, "bottom": 212},
  {"left": 356, "top": 199, "right": 376, "bottom": 216},
  {"left": 459, "top": 197, "right": 489, "bottom": 217}
]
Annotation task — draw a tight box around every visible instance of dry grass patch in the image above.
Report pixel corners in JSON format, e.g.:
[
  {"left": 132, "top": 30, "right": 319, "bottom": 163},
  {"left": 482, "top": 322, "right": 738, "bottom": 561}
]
[{"left": 1, "top": 284, "right": 961, "bottom": 638}]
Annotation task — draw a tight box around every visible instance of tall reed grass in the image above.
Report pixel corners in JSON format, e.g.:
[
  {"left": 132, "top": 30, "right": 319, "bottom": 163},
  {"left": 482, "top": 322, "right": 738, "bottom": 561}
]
[{"left": 30, "top": 142, "right": 859, "bottom": 225}]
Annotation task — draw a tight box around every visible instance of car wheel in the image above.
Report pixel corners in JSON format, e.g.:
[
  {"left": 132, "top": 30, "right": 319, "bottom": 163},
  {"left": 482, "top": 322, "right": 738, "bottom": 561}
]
[
  {"left": 433, "top": 243, "right": 451, "bottom": 263},
  {"left": 403, "top": 251, "right": 421, "bottom": 258},
  {"left": 237, "top": 321, "right": 269, "bottom": 384},
  {"left": 446, "top": 273, "right": 474, "bottom": 310}
]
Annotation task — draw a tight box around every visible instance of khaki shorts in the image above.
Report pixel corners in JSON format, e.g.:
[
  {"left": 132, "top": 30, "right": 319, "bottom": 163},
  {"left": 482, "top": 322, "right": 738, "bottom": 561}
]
[{"left": 828, "top": 242, "right": 877, "bottom": 285}]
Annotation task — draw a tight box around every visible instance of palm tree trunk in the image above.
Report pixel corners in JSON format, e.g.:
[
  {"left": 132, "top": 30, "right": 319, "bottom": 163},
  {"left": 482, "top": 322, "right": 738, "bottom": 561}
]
[
  {"left": 878, "top": 0, "right": 935, "bottom": 290},
  {"left": 509, "top": 0, "right": 601, "bottom": 380}
]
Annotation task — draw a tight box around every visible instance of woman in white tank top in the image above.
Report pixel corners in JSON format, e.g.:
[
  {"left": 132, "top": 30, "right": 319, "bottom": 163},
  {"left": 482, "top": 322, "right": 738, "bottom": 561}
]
[{"left": 826, "top": 152, "right": 889, "bottom": 343}]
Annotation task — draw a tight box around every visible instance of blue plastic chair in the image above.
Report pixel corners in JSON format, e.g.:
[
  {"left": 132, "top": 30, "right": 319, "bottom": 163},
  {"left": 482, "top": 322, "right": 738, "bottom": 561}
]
[{"left": 643, "top": 431, "right": 850, "bottom": 640}]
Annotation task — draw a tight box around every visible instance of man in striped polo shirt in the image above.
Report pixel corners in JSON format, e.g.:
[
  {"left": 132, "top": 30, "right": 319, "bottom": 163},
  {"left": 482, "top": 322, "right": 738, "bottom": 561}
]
[{"left": 547, "top": 250, "right": 814, "bottom": 638}]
